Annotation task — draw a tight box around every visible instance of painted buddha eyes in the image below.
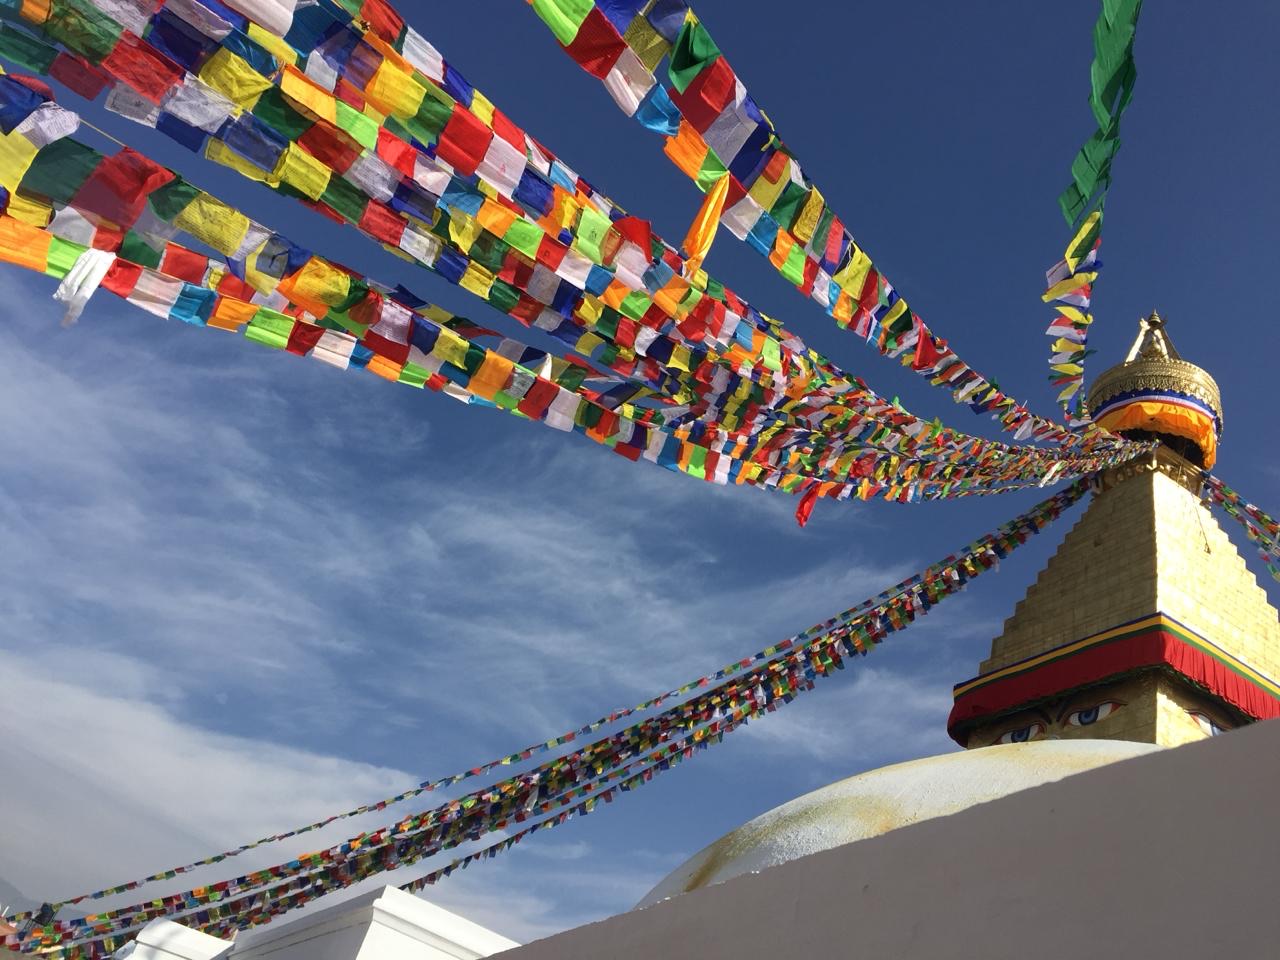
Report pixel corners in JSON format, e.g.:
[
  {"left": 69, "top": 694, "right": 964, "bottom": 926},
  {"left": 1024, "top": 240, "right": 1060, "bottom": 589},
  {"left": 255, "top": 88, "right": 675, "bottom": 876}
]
[
  {"left": 1063, "top": 701, "right": 1121, "bottom": 727},
  {"left": 1190, "top": 712, "right": 1228, "bottom": 736},
  {"left": 997, "top": 721, "right": 1045, "bottom": 744}
]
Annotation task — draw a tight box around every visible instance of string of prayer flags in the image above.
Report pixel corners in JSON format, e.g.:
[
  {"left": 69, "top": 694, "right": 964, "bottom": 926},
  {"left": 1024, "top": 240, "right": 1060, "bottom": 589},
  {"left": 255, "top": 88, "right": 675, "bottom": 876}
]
[
  {"left": 0, "top": 466, "right": 1096, "bottom": 934},
  {"left": 525, "top": 0, "right": 1122, "bottom": 450},
  {"left": 0, "top": 0, "right": 1137, "bottom": 471},
  {"left": 1043, "top": 210, "right": 1101, "bottom": 421},
  {"left": 1045, "top": 0, "right": 1142, "bottom": 419},
  {"left": 0, "top": 53, "right": 1137, "bottom": 500},
  {"left": 1058, "top": 0, "right": 1143, "bottom": 226},
  {"left": 1204, "top": 474, "right": 1280, "bottom": 583},
  {"left": 0, "top": 87, "right": 1114, "bottom": 513},
  {"left": 4, "top": 480, "right": 1090, "bottom": 957}
]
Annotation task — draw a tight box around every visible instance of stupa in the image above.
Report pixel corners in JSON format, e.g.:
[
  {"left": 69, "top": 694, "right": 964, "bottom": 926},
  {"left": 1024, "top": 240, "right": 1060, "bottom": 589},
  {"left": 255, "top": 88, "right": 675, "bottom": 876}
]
[{"left": 640, "top": 315, "right": 1280, "bottom": 903}]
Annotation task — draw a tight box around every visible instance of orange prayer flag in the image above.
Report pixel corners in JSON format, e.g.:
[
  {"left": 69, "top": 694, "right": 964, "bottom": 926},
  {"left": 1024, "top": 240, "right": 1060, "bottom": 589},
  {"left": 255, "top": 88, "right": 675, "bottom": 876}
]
[
  {"left": 680, "top": 172, "right": 729, "bottom": 277},
  {"left": 663, "top": 120, "right": 709, "bottom": 180},
  {"left": 0, "top": 215, "right": 52, "bottom": 273}
]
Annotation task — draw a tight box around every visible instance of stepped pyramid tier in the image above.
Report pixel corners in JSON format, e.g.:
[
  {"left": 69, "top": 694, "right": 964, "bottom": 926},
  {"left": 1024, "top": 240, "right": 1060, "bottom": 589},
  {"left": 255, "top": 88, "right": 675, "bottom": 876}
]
[
  {"left": 948, "top": 318, "right": 1279, "bottom": 748},
  {"left": 1086, "top": 311, "right": 1222, "bottom": 467}
]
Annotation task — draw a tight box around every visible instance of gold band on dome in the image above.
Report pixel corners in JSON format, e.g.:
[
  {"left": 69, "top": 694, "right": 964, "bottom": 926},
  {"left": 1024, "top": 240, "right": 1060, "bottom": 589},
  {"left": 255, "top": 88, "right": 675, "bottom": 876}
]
[{"left": 1086, "top": 357, "right": 1223, "bottom": 432}]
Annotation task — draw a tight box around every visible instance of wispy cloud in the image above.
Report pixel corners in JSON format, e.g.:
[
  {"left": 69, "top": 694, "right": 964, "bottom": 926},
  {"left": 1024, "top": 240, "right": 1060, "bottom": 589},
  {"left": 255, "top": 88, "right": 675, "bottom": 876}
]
[{"left": 0, "top": 271, "right": 995, "bottom": 943}]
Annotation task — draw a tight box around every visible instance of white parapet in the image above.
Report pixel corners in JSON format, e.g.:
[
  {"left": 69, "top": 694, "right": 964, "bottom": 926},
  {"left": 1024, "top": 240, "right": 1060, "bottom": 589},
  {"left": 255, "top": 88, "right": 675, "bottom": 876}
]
[
  {"left": 125, "top": 919, "right": 234, "bottom": 960},
  {"left": 227, "top": 886, "right": 517, "bottom": 960}
]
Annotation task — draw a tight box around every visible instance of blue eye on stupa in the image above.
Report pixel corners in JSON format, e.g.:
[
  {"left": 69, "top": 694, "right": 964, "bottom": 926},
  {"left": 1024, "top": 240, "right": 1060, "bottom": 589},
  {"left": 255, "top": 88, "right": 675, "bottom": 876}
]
[
  {"left": 1064, "top": 701, "right": 1121, "bottom": 727},
  {"left": 996, "top": 721, "right": 1045, "bottom": 744}
]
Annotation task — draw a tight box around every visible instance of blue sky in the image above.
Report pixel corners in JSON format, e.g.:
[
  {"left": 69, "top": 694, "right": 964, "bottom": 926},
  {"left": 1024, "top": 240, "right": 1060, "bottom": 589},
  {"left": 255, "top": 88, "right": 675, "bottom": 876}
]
[{"left": 2, "top": 0, "right": 1278, "bottom": 943}]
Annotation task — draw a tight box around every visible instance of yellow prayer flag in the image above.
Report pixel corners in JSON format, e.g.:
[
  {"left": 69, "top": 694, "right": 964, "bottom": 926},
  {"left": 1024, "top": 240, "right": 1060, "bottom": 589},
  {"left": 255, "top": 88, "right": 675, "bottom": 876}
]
[
  {"left": 576, "top": 294, "right": 603, "bottom": 325},
  {"left": 447, "top": 211, "right": 485, "bottom": 253},
  {"left": 0, "top": 130, "right": 38, "bottom": 192},
  {"left": 791, "top": 187, "right": 825, "bottom": 245},
  {"left": 458, "top": 261, "right": 495, "bottom": 298},
  {"left": 280, "top": 66, "right": 338, "bottom": 124},
  {"left": 1042, "top": 272, "right": 1097, "bottom": 302},
  {"left": 278, "top": 256, "right": 350, "bottom": 315},
  {"left": 173, "top": 192, "right": 250, "bottom": 257},
  {"left": 747, "top": 156, "right": 790, "bottom": 210},
  {"left": 205, "top": 139, "right": 271, "bottom": 182},
  {"left": 832, "top": 242, "right": 871, "bottom": 294},
  {"left": 6, "top": 192, "right": 51, "bottom": 227},
  {"left": 881, "top": 297, "right": 909, "bottom": 329},
  {"left": 246, "top": 22, "right": 298, "bottom": 66},
  {"left": 1065, "top": 209, "right": 1102, "bottom": 271},
  {"left": 470, "top": 90, "right": 496, "bottom": 127},
  {"left": 199, "top": 49, "right": 272, "bottom": 108},
  {"left": 364, "top": 60, "right": 426, "bottom": 119},
  {"left": 432, "top": 327, "right": 469, "bottom": 368},
  {"left": 270, "top": 143, "right": 331, "bottom": 200}
]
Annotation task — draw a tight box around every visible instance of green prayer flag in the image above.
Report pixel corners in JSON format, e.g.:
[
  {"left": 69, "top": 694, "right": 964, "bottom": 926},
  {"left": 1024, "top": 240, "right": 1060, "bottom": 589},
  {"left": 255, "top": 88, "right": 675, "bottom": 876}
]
[
  {"left": 19, "top": 139, "right": 101, "bottom": 204},
  {"left": 319, "top": 177, "right": 367, "bottom": 223},
  {"left": 779, "top": 243, "right": 806, "bottom": 286},
  {"left": 694, "top": 148, "right": 727, "bottom": 192},
  {"left": 487, "top": 278, "right": 521, "bottom": 314},
  {"left": 120, "top": 230, "right": 163, "bottom": 269},
  {"left": 669, "top": 15, "right": 720, "bottom": 94},
  {"left": 404, "top": 87, "right": 454, "bottom": 144},
  {"left": 253, "top": 88, "right": 313, "bottom": 143},
  {"left": 45, "top": 235, "right": 85, "bottom": 279},
  {"left": 530, "top": 0, "right": 594, "bottom": 46},
  {"left": 245, "top": 308, "right": 294, "bottom": 350},
  {"left": 335, "top": 100, "right": 379, "bottom": 151},
  {"left": 148, "top": 179, "right": 202, "bottom": 222},
  {"left": 44, "top": 0, "right": 122, "bottom": 62},
  {"left": 0, "top": 23, "right": 58, "bottom": 73},
  {"left": 503, "top": 218, "right": 542, "bottom": 259},
  {"left": 572, "top": 206, "right": 611, "bottom": 263}
]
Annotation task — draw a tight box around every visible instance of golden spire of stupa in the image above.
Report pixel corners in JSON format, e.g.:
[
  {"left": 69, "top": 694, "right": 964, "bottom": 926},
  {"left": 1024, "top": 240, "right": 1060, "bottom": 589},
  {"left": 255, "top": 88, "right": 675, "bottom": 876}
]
[{"left": 947, "top": 317, "right": 1280, "bottom": 748}]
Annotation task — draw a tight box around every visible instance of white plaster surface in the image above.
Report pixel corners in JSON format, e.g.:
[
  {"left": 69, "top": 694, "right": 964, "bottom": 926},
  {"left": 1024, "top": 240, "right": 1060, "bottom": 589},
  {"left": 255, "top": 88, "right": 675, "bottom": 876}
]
[
  {"left": 638, "top": 738, "right": 1161, "bottom": 906},
  {"left": 124, "top": 919, "right": 234, "bottom": 960},
  {"left": 228, "top": 887, "right": 517, "bottom": 960}
]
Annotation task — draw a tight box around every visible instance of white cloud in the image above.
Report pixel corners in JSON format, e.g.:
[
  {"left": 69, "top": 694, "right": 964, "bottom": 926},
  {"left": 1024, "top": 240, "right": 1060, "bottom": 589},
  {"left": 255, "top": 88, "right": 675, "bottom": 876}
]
[{"left": 0, "top": 272, "right": 999, "bottom": 946}]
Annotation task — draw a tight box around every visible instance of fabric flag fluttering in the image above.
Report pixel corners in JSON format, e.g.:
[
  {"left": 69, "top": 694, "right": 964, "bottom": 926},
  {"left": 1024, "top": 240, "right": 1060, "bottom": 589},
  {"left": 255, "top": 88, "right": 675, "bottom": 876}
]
[
  {"left": 3, "top": 480, "right": 1090, "bottom": 958},
  {"left": 1204, "top": 474, "right": 1280, "bottom": 583},
  {"left": 524, "top": 0, "right": 1120, "bottom": 449},
  {"left": 1044, "top": 0, "right": 1143, "bottom": 420},
  {"left": 0, "top": 50, "right": 1143, "bottom": 504}
]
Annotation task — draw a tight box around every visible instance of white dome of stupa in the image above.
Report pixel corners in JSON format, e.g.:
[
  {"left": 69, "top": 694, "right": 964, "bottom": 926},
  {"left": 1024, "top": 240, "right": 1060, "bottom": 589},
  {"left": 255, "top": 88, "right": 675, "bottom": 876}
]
[{"left": 637, "top": 738, "right": 1161, "bottom": 908}]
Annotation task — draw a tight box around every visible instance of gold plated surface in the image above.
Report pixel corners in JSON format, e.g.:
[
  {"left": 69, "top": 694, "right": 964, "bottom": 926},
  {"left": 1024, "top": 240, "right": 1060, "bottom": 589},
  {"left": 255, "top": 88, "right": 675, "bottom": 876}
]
[
  {"left": 967, "top": 447, "right": 1280, "bottom": 746},
  {"left": 1085, "top": 313, "right": 1223, "bottom": 429}
]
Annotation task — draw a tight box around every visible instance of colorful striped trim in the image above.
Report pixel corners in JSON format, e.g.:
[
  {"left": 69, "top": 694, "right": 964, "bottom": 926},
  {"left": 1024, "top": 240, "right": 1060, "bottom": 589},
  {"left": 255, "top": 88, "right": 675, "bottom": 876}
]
[
  {"left": 947, "top": 612, "right": 1280, "bottom": 740},
  {"left": 1091, "top": 389, "right": 1221, "bottom": 434}
]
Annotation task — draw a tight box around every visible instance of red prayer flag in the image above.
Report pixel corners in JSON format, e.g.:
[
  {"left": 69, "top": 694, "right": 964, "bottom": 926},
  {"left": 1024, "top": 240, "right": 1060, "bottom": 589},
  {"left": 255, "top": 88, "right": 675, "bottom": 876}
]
[
  {"left": 435, "top": 105, "right": 493, "bottom": 176},
  {"left": 100, "top": 34, "right": 182, "bottom": 104},
  {"left": 49, "top": 53, "right": 111, "bottom": 99},
  {"left": 561, "top": 8, "right": 627, "bottom": 79},
  {"left": 795, "top": 482, "right": 821, "bottom": 528},
  {"left": 71, "top": 147, "right": 175, "bottom": 228}
]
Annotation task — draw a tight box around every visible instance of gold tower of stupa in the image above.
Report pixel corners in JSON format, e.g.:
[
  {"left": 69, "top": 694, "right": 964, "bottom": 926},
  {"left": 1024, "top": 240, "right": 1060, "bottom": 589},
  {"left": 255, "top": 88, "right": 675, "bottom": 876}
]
[{"left": 948, "top": 314, "right": 1280, "bottom": 748}]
